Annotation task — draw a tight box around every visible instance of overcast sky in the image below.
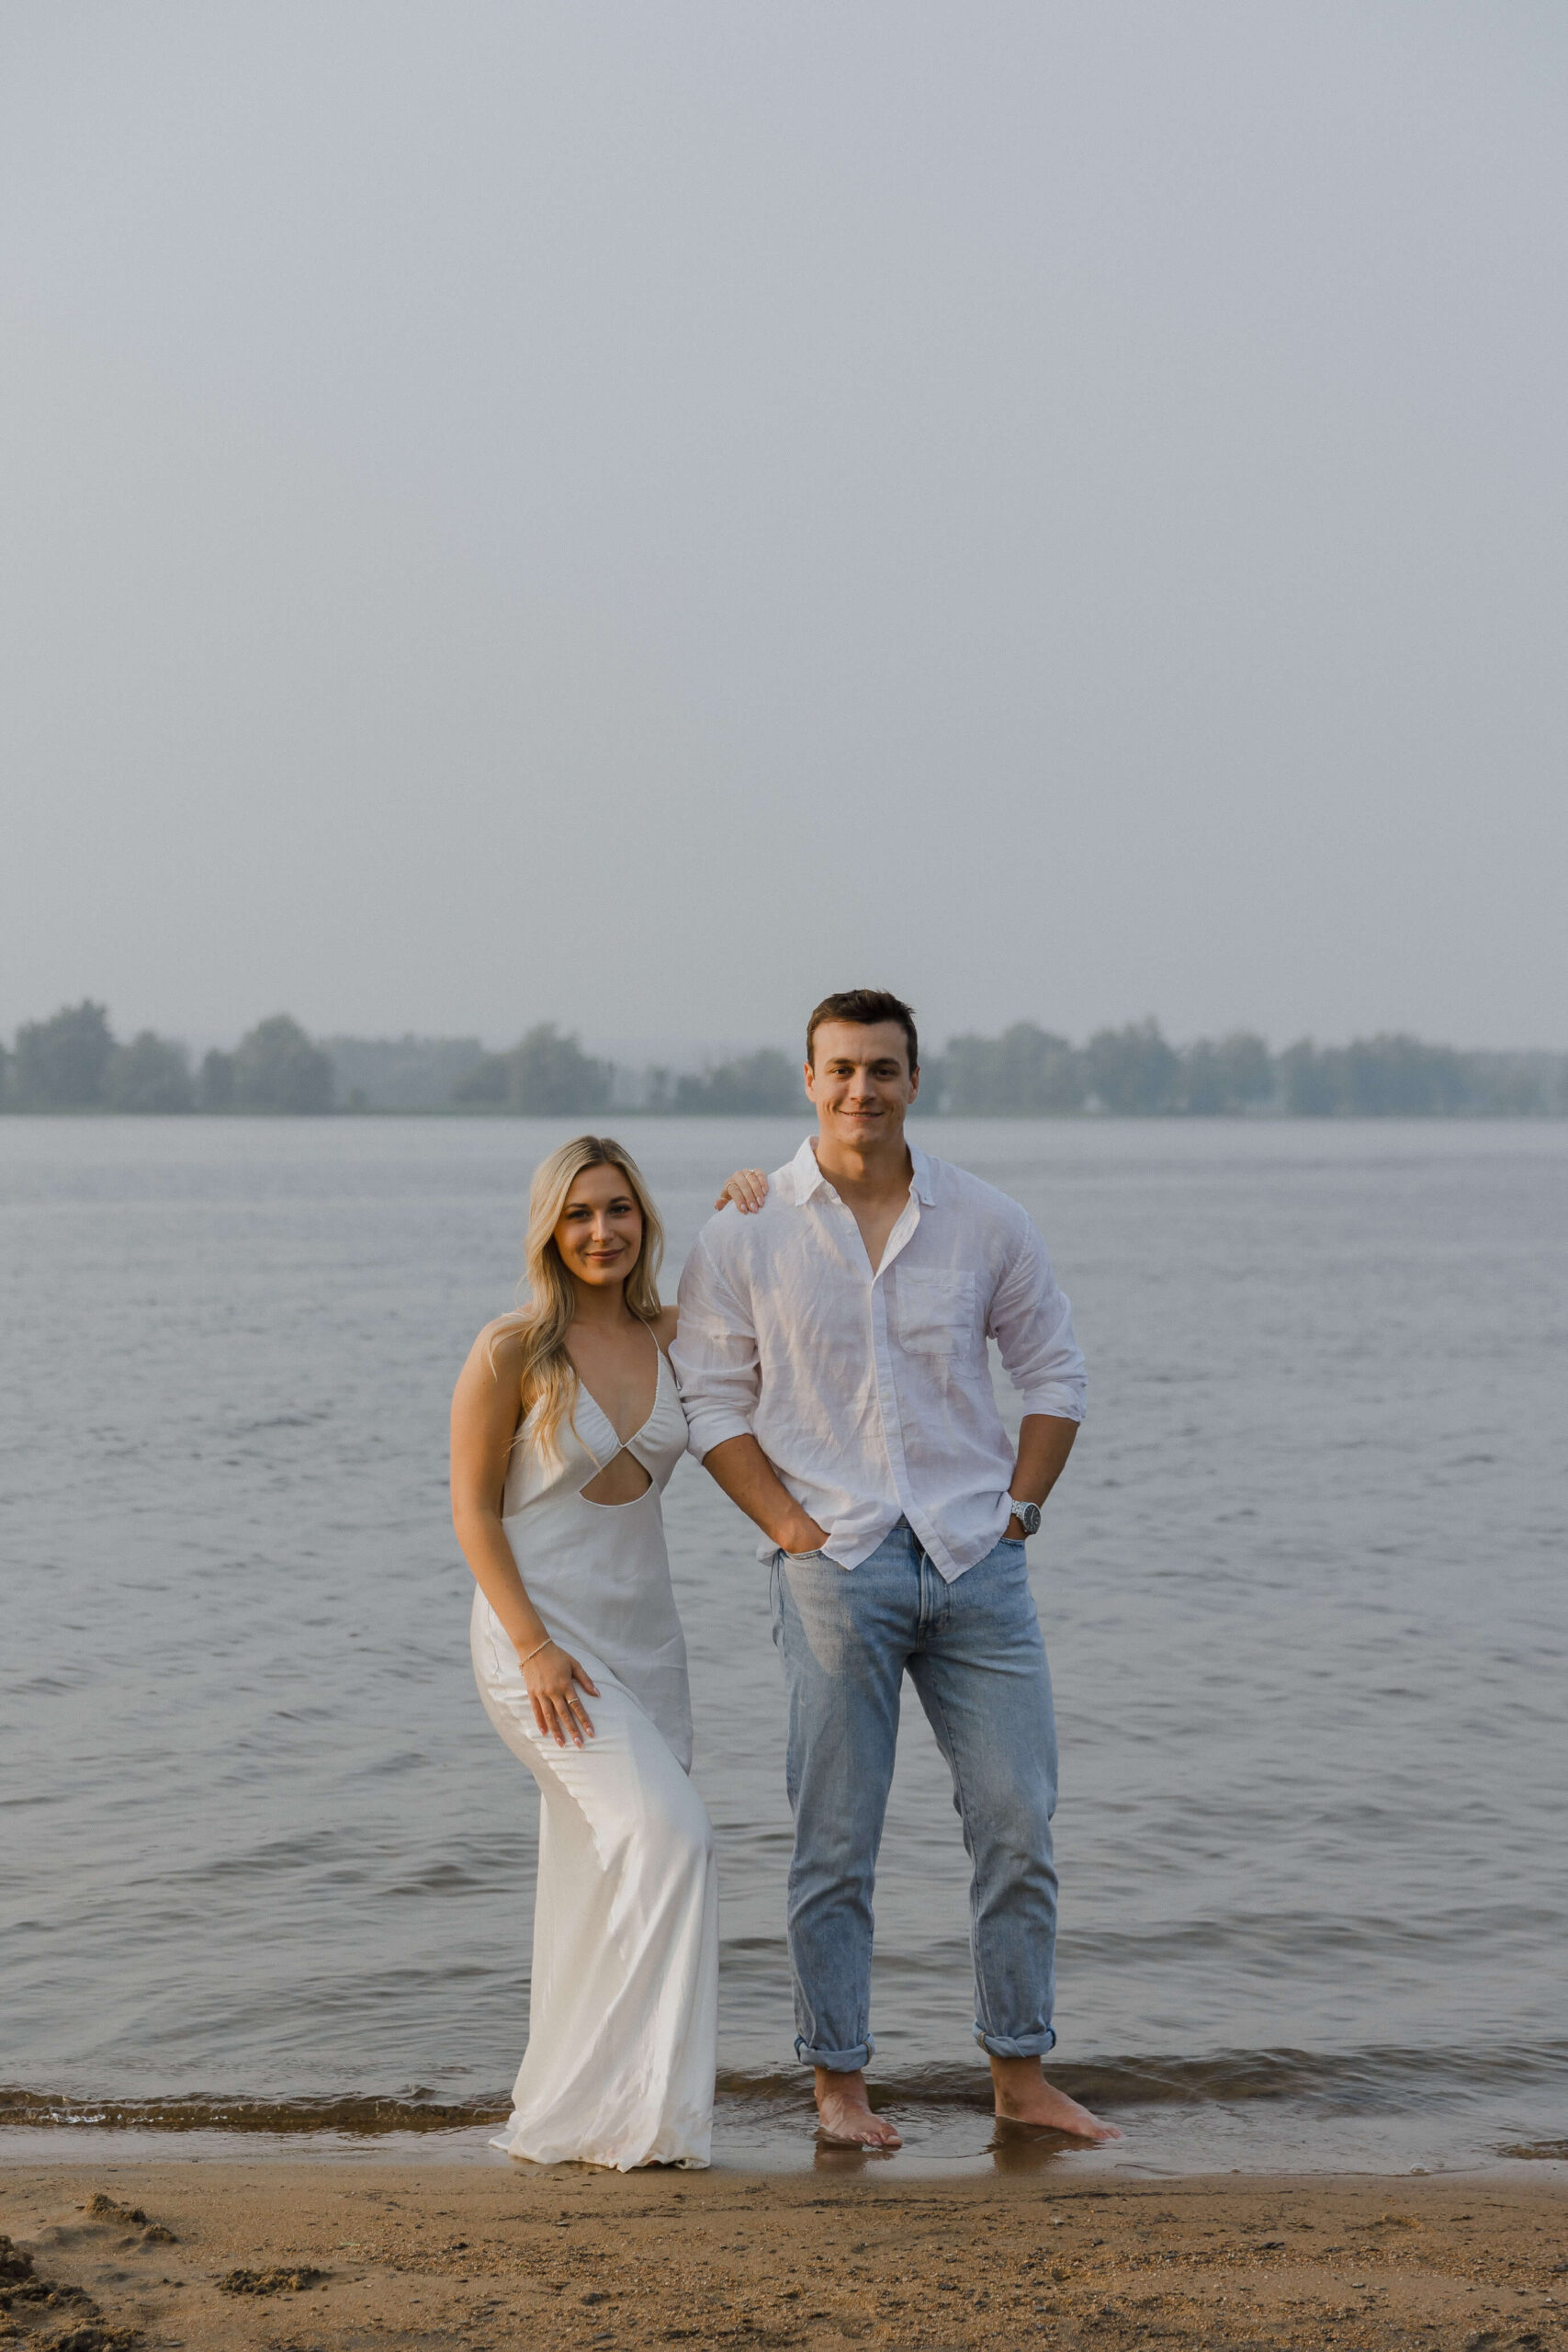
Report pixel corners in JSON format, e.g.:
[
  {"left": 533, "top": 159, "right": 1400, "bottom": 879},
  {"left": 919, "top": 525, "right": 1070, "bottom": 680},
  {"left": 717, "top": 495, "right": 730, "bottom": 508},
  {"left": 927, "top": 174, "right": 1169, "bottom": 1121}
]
[{"left": 3, "top": 3, "right": 1565, "bottom": 1056}]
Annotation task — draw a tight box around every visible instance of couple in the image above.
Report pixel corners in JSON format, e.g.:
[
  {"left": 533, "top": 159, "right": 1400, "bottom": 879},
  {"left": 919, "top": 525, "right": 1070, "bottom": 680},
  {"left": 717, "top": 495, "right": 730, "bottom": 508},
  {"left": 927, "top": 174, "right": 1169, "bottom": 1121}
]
[{"left": 449, "top": 988, "right": 1119, "bottom": 2169}]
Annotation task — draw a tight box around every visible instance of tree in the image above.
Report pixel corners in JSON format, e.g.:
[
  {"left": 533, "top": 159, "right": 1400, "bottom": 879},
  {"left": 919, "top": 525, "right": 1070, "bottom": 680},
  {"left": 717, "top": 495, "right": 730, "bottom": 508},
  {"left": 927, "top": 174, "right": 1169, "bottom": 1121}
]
[
  {"left": 1279, "top": 1040, "right": 1339, "bottom": 1115},
  {"left": 943, "top": 1025, "right": 1084, "bottom": 1114},
  {"left": 674, "top": 1049, "right": 800, "bottom": 1114},
  {"left": 1178, "top": 1033, "right": 1273, "bottom": 1114},
  {"left": 231, "top": 1015, "right": 335, "bottom": 1114},
  {"left": 1085, "top": 1019, "right": 1179, "bottom": 1114},
  {"left": 1461, "top": 1053, "right": 1554, "bottom": 1115},
  {"left": 510, "top": 1024, "right": 613, "bottom": 1114},
  {"left": 106, "top": 1032, "right": 195, "bottom": 1113},
  {"left": 1280, "top": 1033, "right": 1482, "bottom": 1116},
  {"left": 507, "top": 1024, "right": 612, "bottom": 1114},
  {"left": 915, "top": 1048, "right": 947, "bottom": 1110},
  {"left": 1340, "top": 1035, "right": 1471, "bottom": 1115},
  {"left": 450, "top": 1024, "right": 612, "bottom": 1114},
  {"left": 450, "top": 1053, "right": 510, "bottom": 1107},
  {"left": 1004, "top": 1025, "right": 1084, "bottom": 1114},
  {"left": 11, "top": 1001, "right": 116, "bottom": 1108},
  {"left": 198, "top": 1049, "right": 236, "bottom": 1112},
  {"left": 941, "top": 1035, "right": 990, "bottom": 1113},
  {"left": 322, "top": 1035, "right": 486, "bottom": 1112}
]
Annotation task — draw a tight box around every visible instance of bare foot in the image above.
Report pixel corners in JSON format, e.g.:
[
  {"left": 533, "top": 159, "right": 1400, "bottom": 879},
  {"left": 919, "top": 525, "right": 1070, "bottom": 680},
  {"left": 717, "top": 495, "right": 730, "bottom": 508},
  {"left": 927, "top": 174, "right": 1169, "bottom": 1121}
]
[
  {"left": 990, "top": 2056, "right": 1122, "bottom": 2142},
  {"left": 813, "top": 2067, "right": 902, "bottom": 2150}
]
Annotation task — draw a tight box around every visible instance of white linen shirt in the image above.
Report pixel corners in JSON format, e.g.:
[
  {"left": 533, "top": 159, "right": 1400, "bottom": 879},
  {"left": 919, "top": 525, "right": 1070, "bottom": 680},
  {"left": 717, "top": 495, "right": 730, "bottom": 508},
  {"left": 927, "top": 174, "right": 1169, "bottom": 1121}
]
[{"left": 671, "top": 1136, "right": 1086, "bottom": 1580}]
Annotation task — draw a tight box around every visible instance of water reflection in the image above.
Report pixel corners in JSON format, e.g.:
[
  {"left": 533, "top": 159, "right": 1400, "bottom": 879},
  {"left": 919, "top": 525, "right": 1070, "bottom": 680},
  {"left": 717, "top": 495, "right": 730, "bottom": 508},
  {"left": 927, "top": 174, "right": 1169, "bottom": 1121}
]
[
  {"left": 812, "top": 2138, "right": 900, "bottom": 2176},
  {"left": 985, "top": 2118, "right": 1077, "bottom": 2173}
]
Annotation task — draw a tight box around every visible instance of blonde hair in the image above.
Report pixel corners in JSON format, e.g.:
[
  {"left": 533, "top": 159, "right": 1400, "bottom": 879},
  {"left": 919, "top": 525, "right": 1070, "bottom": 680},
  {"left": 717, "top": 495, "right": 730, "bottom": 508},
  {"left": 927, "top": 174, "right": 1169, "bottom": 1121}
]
[{"left": 492, "top": 1135, "right": 664, "bottom": 1466}]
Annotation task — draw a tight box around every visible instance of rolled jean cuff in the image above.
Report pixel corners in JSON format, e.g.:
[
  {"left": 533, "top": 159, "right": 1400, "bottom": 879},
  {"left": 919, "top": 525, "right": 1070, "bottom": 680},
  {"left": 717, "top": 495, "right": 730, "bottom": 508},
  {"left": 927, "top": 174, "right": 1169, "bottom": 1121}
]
[
  {"left": 973, "top": 2024, "right": 1056, "bottom": 2060},
  {"left": 795, "top": 2033, "right": 874, "bottom": 2072}
]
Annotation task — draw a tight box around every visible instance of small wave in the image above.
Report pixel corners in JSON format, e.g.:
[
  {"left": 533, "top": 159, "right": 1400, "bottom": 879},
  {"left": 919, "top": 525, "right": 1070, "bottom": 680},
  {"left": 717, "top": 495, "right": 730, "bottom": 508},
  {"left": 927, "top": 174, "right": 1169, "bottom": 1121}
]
[
  {"left": 719, "top": 2041, "right": 1568, "bottom": 2117},
  {"left": 0, "top": 2089, "right": 509, "bottom": 2136},
  {"left": 8, "top": 2041, "right": 1566, "bottom": 2137}
]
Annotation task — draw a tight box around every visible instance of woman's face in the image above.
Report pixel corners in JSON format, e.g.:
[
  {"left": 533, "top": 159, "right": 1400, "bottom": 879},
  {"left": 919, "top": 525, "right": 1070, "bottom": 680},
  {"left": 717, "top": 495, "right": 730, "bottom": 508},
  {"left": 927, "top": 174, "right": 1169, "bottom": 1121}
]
[{"left": 553, "top": 1162, "right": 644, "bottom": 1290}]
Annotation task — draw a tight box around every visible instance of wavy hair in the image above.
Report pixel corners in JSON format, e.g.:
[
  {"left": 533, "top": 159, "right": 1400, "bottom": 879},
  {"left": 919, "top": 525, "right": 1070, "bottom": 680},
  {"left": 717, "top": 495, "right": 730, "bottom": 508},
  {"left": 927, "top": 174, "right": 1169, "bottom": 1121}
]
[{"left": 491, "top": 1134, "right": 664, "bottom": 1467}]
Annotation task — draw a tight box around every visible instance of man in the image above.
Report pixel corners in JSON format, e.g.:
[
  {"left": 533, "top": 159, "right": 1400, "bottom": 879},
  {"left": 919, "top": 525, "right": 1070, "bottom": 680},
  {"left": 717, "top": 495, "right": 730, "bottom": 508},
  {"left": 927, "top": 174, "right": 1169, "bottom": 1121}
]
[{"left": 672, "top": 988, "right": 1119, "bottom": 2149}]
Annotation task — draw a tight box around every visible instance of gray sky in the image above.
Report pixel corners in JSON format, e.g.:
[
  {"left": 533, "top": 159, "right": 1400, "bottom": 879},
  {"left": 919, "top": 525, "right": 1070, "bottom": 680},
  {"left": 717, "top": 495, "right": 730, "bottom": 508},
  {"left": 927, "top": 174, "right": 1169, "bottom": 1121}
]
[{"left": 3, "top": 2, "right": 1565, "bottom": 1054}]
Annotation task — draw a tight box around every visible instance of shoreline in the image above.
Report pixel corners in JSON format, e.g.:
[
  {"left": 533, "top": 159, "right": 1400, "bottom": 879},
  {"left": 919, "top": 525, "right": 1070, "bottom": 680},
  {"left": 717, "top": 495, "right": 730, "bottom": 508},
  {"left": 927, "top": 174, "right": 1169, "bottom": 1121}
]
[
  {"left": 5, "top": 2125, "right": 1568, "bottom": 2179},
  {"left": 3, "top": 2158, "right": 1564, "bottom": 2350},
  {"left": 6, "top": 2062, "right": 1568, "bottom": 2188}
]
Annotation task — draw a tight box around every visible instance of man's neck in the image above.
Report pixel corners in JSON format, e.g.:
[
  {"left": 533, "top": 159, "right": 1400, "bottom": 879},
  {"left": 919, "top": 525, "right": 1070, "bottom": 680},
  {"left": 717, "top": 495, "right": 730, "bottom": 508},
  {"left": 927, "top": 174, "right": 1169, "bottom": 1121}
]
[{"left": 812, "top": 1126, "right": 913, "bottom": 1206}]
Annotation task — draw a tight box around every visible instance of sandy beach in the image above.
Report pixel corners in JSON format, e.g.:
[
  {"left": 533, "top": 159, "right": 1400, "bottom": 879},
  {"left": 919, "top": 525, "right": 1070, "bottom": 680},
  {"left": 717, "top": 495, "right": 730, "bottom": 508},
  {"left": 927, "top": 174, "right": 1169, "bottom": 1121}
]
[{"left": 2, "top": 2156, "right": 1563, "bottom": 2351}]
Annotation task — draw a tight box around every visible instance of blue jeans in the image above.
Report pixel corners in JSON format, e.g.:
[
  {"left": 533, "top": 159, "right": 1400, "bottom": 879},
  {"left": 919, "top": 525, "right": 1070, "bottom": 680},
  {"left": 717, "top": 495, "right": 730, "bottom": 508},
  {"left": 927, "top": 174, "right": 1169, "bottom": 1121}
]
[{"left": 770, "top": 1520, "right": 1058, "bottom": 2072}]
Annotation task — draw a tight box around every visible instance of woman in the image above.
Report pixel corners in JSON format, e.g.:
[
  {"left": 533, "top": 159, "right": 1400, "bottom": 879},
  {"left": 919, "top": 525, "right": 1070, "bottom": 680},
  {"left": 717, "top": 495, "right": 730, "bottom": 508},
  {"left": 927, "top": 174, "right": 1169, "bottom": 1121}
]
[{"left": 450, "top": 1134, "right": 762, "bottom": 2171}]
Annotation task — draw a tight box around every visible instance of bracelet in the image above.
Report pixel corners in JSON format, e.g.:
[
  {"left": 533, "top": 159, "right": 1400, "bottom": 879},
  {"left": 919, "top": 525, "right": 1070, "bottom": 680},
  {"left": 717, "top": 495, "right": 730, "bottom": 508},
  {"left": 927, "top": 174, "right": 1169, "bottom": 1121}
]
[{"left": 520, "top": 1635, "right": 557, "bottom": 1667}]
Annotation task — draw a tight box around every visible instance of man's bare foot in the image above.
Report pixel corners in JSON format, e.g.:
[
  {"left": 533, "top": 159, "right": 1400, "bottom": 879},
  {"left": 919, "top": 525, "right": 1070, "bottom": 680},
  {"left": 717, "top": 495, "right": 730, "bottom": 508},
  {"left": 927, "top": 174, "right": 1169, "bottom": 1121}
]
[
  {"left": 989, "top": 2055, "right": 1122, "bottom": 2142},
  {"left": 814, "top": 2066, "right": 902, "bottom": 2150}
]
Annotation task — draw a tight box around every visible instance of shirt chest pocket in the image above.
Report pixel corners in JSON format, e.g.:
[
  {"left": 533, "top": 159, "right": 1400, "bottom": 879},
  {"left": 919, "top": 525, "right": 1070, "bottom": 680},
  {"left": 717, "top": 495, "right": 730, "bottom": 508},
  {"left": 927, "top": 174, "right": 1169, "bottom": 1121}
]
[{"left": 894, "top": 1268, "right": 977, "bottom": 1358}]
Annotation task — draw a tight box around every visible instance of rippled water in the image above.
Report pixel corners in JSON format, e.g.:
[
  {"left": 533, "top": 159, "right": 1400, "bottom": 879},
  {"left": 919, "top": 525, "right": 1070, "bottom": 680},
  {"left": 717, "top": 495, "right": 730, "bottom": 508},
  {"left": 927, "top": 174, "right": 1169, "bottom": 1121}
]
[{"left": 3, "top": 1116, "right": 1564, "bottom": 2175}]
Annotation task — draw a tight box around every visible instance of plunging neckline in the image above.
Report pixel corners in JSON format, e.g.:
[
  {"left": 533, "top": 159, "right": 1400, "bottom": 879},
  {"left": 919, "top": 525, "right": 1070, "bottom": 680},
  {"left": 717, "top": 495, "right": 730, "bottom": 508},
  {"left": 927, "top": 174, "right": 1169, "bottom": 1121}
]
[{"left": 570, "top": 1329, "right": 666, "bottom": 1464}]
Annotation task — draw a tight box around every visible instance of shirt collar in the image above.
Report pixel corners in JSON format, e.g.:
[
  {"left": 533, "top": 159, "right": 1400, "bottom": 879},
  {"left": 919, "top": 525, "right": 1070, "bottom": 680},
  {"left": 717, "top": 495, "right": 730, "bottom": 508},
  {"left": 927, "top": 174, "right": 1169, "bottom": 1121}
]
[
  {"left": 908, "top": 1141, "right": 937, "bottom": 1204},
  {"left": 788, "top": 1136, "right": 936, "bottom": 1207},
  {"left": 789, "top": 1136, "right": 830, "bottom": 1202}
]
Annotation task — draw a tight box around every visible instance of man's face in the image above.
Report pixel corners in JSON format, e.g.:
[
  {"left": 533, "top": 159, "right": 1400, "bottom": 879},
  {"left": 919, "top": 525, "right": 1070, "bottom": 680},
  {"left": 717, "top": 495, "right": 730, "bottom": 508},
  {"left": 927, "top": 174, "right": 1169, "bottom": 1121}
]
[{"left": 805, "top": 1020, "right": 919, "bottom": 1148}]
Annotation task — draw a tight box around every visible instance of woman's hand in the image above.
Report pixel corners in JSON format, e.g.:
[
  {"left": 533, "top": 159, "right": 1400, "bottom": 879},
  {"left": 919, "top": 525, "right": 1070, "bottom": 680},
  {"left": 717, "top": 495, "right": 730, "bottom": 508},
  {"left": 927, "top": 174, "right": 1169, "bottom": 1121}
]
[
  {"left": 715, "top": 1168, "right": 769, "bottom": 1214},
  {"left": 523, "top": 1640, "right": 600, "bottom": 1747}
]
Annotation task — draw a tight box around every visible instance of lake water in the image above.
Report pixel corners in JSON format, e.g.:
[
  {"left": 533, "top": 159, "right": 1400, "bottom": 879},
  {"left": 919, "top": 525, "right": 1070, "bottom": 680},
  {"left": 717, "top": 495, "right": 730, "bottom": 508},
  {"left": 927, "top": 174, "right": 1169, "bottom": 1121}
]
[{"left": 2, "top": 1115, "right": 1565, "bottom": 2179}]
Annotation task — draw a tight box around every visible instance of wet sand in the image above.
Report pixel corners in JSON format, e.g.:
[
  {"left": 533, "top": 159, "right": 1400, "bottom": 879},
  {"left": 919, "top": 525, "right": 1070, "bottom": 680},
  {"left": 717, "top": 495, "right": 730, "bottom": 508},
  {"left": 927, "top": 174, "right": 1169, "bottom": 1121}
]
[{"left": 2, "top": 2156, "right": 1564, "bottom": 2350}]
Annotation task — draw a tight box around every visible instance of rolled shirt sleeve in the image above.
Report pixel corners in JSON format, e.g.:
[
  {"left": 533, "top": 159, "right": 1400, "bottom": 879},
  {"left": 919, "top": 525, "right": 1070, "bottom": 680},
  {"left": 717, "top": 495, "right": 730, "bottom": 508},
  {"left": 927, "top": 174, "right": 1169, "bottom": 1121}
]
[
  {"left": 671, "top": 1234, "right": 761, "bottom": 1461},
  {"left": 987, "top": 1213, "right": 1087, "bottom": 1424}
]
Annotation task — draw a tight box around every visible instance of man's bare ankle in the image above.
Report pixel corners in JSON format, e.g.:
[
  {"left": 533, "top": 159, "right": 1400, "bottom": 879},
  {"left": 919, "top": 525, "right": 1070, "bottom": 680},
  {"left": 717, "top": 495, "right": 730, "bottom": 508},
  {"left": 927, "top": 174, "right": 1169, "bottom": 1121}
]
[
  {"left": 813, "top": 2066, "right": 901, "bottom": 2147},
  {"left": 988, "top": 2054, "right": 1045, "bottom": 2107},
  {"left": 987, "top": 2054, "right": 1122, "bottom": 2142}
]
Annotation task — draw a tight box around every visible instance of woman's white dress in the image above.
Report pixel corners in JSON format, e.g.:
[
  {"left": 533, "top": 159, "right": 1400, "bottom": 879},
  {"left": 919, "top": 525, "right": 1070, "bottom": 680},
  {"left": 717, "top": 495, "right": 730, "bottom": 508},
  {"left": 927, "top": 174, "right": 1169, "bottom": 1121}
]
[{"left": 470, "top": 1341, "right": 717, "bottom": 2170}]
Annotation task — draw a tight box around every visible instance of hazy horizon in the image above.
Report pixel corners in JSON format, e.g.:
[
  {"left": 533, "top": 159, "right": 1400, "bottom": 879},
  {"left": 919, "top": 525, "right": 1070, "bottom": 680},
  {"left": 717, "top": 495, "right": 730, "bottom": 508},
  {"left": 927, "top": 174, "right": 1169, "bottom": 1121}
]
[
  {"left": 4, "top": 4, "right": 1566, "bottom": 1050},
  {"left": 7, "top": 1006, "right": 1566, "bottom": 1069}
]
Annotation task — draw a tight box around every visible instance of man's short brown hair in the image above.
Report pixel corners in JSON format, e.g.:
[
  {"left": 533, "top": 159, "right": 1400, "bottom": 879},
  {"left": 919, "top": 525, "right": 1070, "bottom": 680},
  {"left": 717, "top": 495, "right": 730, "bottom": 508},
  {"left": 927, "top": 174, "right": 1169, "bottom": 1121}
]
[{"left": 806, "top": 989, "right": 919, "bottom": 1074}]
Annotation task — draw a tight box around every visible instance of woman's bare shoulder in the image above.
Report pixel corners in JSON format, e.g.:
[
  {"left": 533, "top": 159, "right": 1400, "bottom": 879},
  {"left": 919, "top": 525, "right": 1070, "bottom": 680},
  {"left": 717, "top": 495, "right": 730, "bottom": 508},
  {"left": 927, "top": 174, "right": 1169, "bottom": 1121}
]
[{"left": 464, "top": 1317, "right": 529, "bottom": 1381}]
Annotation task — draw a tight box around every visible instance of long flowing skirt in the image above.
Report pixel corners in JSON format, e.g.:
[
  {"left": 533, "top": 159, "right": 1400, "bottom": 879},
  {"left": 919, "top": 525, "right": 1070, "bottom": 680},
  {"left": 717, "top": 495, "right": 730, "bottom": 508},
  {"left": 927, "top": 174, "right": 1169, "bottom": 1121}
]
[{"left": 471, "top": 1602, "right": 717, "bottom": 2170}]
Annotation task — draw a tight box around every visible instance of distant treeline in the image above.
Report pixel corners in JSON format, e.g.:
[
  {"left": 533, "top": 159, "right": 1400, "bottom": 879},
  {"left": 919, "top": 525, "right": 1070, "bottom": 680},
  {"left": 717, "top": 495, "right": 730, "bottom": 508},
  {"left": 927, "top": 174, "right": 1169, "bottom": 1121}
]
[
  {"left": 4, "top": 1001, "right": 1565, "bottom": 1118},
  {"left": 0, "top": 1003, "right": 334, "bottom": 1114},
  {"left": 936, "top": 1020, "right": 1565, "bottom": 1117}
]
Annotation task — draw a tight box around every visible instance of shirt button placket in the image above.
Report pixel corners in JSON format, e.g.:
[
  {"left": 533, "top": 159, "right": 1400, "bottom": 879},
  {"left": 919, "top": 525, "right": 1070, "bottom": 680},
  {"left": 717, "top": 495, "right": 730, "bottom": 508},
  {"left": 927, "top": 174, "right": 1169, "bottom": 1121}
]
[{"left": 872, "top": 1270, "right": 914, "bottom": 1527}]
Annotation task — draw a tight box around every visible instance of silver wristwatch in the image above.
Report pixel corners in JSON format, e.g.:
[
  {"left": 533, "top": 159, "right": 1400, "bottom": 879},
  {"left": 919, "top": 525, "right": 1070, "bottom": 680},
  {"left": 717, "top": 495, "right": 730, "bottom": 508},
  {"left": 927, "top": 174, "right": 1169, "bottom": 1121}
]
[{"left": 1010, "top": 1498, "right": 1042, "bottom": 1538}]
